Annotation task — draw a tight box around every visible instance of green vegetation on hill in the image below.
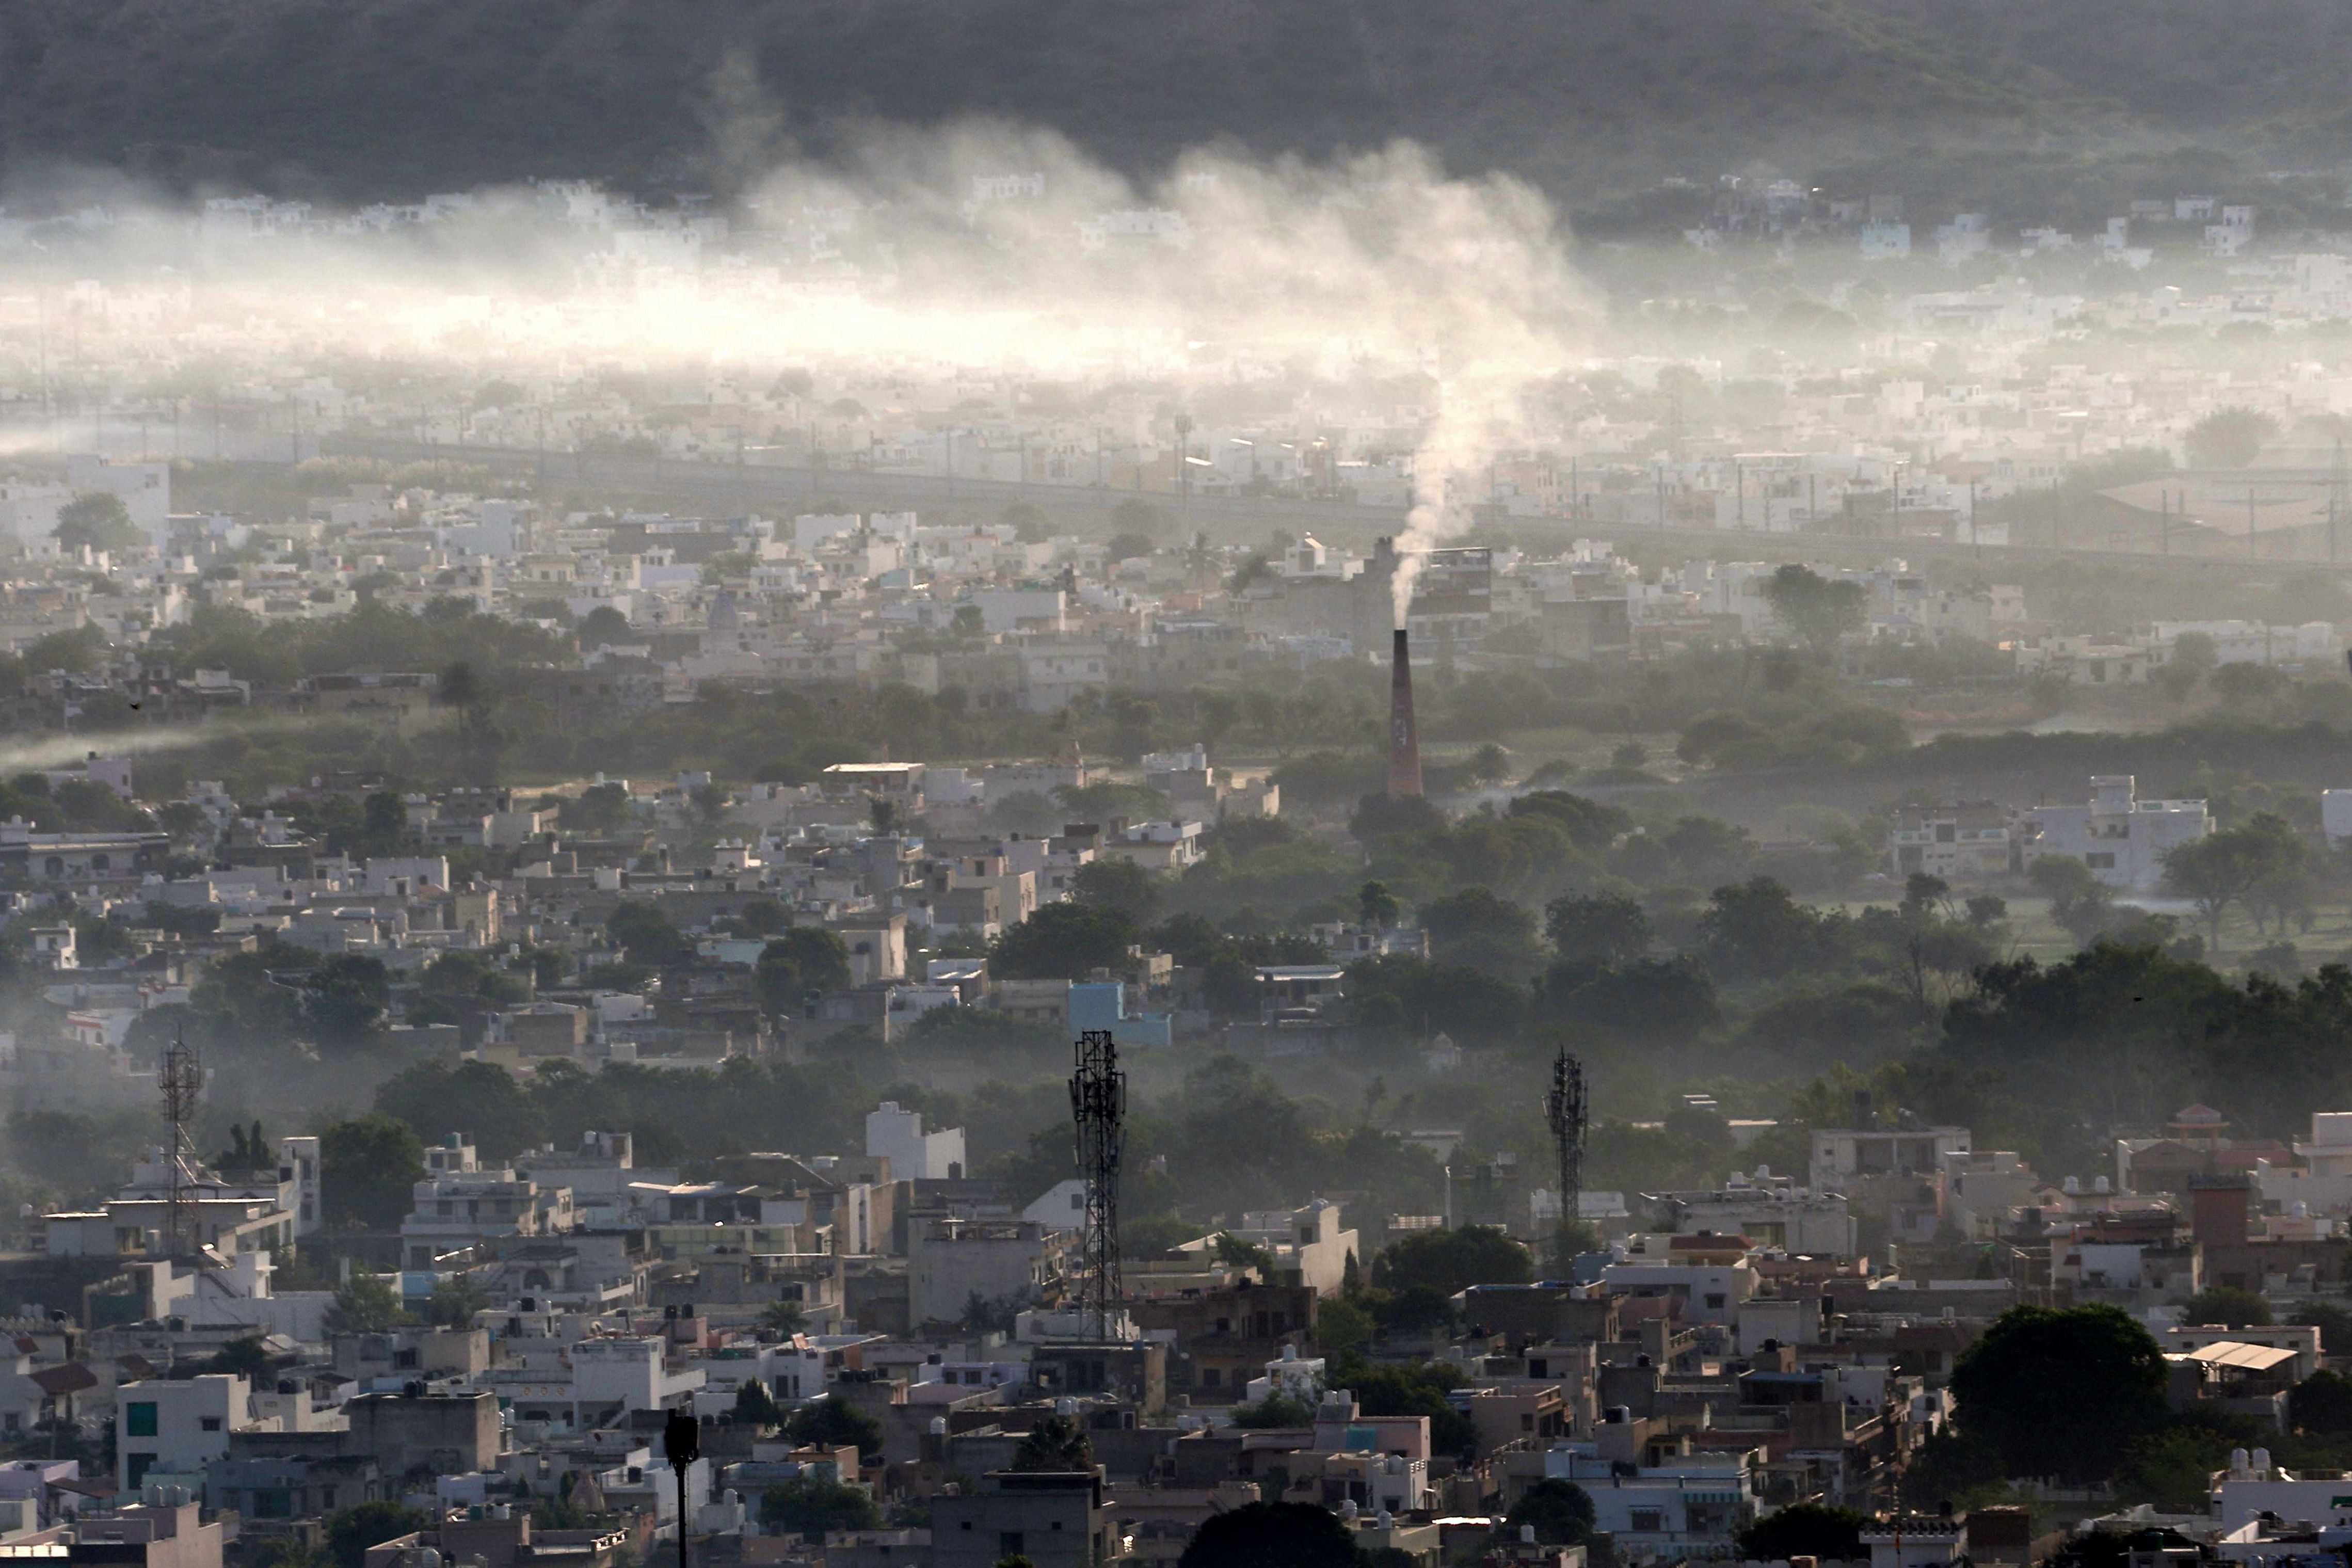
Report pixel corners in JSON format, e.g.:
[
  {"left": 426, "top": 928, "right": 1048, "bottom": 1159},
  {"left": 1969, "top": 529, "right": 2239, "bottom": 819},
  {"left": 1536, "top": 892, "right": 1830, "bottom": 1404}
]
[{"left": 4, "top": 0, "right": 2351, "bottom": 204}]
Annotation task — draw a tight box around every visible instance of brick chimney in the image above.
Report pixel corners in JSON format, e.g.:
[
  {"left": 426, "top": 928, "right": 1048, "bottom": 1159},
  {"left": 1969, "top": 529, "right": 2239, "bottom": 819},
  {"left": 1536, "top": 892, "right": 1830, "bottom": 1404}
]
[{"left": 1388, "top": 629, "right": 1423, "bottom": 797}]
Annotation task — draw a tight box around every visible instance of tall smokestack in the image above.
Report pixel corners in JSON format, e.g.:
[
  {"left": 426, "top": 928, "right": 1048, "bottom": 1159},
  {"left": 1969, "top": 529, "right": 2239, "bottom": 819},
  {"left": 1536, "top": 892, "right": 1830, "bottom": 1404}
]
[{"left": 1389, "top": 629, "right": 1423, "bottom": 798}]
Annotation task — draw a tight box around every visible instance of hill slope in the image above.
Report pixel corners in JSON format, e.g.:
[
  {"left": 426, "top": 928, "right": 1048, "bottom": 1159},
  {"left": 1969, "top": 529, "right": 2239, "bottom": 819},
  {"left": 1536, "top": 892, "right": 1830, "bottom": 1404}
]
[{"left": 0, "top": 0, "right": 2345, "bottom": 203}]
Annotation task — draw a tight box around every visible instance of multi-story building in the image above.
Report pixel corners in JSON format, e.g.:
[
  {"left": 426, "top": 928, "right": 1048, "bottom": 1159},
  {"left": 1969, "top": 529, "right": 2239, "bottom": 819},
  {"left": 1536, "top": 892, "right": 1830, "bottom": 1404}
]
[
  {"left": 401, "top": 1135, "right": 573, "bottom": 1270},
  {"left": 2011, "top": 775, "right": 2210, "bottom": 891},
  {"left": 1885, "top": 802, "right": 2011, "bottom": 881}
]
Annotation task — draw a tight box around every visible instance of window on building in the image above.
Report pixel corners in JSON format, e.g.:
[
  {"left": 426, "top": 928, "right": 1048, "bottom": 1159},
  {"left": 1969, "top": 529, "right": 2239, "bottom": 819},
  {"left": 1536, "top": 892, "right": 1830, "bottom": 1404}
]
[
  {"left": 1630, "top": 1510, "right": 1663, "bottom": 1534},
  {"left": 999, "top": 1534, "right": 1025, "bottom": 1559},
  {"left": 200, "top": 1417, "right": 222, "bottom": 1432},
  {"left": 2086, "top": 852, "right": 2116, "bottom": 869},
  {"left": 126, "top": 1403, "right": 157, "bottom": 1437},
  {"left": 125, "top": 1454, "right": 156, "bottom": 1488}
]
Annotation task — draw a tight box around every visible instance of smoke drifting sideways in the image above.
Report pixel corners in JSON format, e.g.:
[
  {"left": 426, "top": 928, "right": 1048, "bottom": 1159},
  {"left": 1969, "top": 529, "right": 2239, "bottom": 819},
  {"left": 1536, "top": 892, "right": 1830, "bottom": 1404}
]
[
  {"left": 0, "top": 717, "right": 331, "bottom": 778},
  {"left": 2, "top": 120, "right": 1597, "bottom": 581}
]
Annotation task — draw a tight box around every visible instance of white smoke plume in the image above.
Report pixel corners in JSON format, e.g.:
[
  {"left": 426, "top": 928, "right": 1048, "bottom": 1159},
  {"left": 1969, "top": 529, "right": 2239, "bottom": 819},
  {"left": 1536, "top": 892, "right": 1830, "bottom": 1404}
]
[{"left": 1, "top": 118, "right": 1596, "bottom": 575}]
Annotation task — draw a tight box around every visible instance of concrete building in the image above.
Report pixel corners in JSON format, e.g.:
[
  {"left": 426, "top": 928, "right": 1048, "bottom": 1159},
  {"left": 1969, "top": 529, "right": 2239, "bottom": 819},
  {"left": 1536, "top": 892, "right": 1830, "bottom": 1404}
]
[
  {"left": 342, "top": 1390, "right": 502, "bottom": 1477},
  {"left": 907, "top": 1219, "right": 1072, "bottom": 1329},
  {"left": 118, "top": 1375, "right": 250, "bottom": 1493},
  {"left": 2012, "top": 775, "right": 2211, "bottom": 892},
  {"left": 401, "top": 1135, "right": 574, "bottom": 1269},
  {"left": 931, "top": 1471, "right": 1115, "bottom": 1568},
  {"left": 1644, "top": 1174, "right": 1858, "bottom": 1257},
  {"left": 866, "top": 1102, "right": 966, "bottom": 1181},
  {"left": 1886, "top": 802, "right": 2011, "bottom": 881}
]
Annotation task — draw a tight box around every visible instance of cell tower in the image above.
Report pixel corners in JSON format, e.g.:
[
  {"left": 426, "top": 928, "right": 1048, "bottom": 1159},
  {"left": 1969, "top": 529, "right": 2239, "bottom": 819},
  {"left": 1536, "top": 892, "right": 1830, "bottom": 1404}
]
[
  {"left": 159, "top": 1030, "right": 204, "bottom": 1261},
  {"left": 1069, "top": 1029, "right": 1127, "bottom": 1339},
  {"left": 1544, "top": 1045, "right": 1588, "bottom": 1274}
]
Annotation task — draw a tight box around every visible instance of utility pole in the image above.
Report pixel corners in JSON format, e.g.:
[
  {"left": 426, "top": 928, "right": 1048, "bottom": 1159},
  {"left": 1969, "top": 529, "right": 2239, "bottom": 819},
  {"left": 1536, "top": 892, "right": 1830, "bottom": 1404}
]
[{"left": 662, "top": 1411, "right": 698, "bottom": 1568}]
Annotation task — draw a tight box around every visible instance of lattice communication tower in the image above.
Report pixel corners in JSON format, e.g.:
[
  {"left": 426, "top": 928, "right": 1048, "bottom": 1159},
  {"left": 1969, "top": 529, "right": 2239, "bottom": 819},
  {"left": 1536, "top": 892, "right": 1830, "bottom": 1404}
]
[
  {"left": 160, "top": 1030, "right": 204, "bottom": 1260},
  {"left": 1069, "top": 1029, "right": 1127, "bottom": 1338},
  {"left": 1544, "top": 1045, "right": 1589, "bottom": 1273}
]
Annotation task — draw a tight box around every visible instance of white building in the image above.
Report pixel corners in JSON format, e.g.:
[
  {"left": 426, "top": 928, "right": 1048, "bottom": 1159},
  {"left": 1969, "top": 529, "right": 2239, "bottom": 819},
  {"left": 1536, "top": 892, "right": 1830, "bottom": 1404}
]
[
  {"left": 65, "top": 455, "right": 171, "bottom": 542},
  {"left": 2256, "top": 1110, "right": 2352, "bottom": 1214},
  {"left": 1886, "top": 802, "right": 2011, "bottom": 881},
  {"left": 117, "top": 1374, "right": 249, "bottom": 1493},
  {"left": 866, "top": 1102, "right": 967, "bottom": 1182},
  {"left": 2321, "top": 792, "right": 2352, "bottom": 851},
  {"left": 2011, "top": 775, "right": 2211, "bottom": 891},
  {"left": 1646, "top": 1174, "right": 1857, "bottom": 1258},
  {"left": 1550, "top": 1447, "right": 1758, "bottom": 1559}
]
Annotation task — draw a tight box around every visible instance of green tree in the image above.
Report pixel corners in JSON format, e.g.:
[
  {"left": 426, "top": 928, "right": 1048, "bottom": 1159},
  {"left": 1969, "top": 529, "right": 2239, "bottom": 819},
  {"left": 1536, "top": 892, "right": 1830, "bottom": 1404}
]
[
  {"left": 578, "top": 606, "right": 634, "bottom": 650},
  {"left": 1544, "top": 892, "right": 1650, "bottom": 964},
  {"left": 2294, "top": 1370, "right": 2352, "bottom": 1433},
  {"left": 1419, "top": 887, "right": 1543, "bottom": 978},
  {"left": 54, "top": 492, "right": 143, "bottom": 556},
  {"left": 2162, "top": 813, "right": 2308, "bottom": 950},
  {"left": 756, "top": 928, "right": 855, "bottom": 1017},
  {"left": 1177, "top": 1501, "right": 1360, "bottom": 1568},
  {"left": 1736, "top": 1503, "right": 1867, "bottom": 1562},
  {"left": 1762, "top": 564, "right": 1866, "bottom": 655},
  {"left": 1212, "top": 1231, "right": 1278, "bottom": 1276},
  {"left": 1357, "top": 881, "right": 1400, "bottom": 929},
  {"left": 733, "top": 1378, "right": 783, "bottom": 1429},
  {"left": 1229, "top": 1392, "right": 1317, "bottom": 1428},
  {"left": 425, "top": 1274, "right": 489, "bottom": 1329},
  {"left": 785, "top": 1397, "right": 884, "bottom": 1456},
  {"left": 318, "top": 1115, "right": 425, "bottom": 1230},
  {"left": 2180, "top": 1285, "right": 2271, "bottom": 1327},
  {"left": 608, "top": 901, "right": 692, "bottom": 968},
  {"left": 1949, "top": 1304, "right": 2168, "bottom": 1483},
  {"left": 990, "top": 903, "right": 1137, "bottom": 980},
  {"left": 2291, "top": 1302, "right": 2352, "bottom": 1354},
  {"left": 1898, "top": 1428, "right": 2006, "bottom": 1511},
  {"left": 1504, "top": 1480, "right": 1595, "bottom": 1546},
  {"left": 1073, "top": 858, "right": 1161, "bottom": 923},
  {"left": 1315, "top": 1296, "right": 1372, "bottom": 1361},
  {"left": 759, "top": 1298, "right": 807, "bottom": 1337},
  {"left": 2185, "top": 406, "right": 2281, "bottom": 469},
  {"left": 1696, "top": 877, "right": 1831, "bottom": 985},
  {"left": 305, "top": 954, "right": 392, "bottom": 1052},
  {"left": 760, "top": 1477, "right": 881, "bottom": 1540},
  {"left": 565, "top": 781, "right": 633, "bottom": 834},
  {"left": 323, "top": 1273, "right": 410, "bottom": 1335},
  {"left": 1009, "top": 1413, "right": 1094, "bottom": 1471},
  {"left": 324, "top": 1503, "right": 428, "bottom": 1568},
  {"left": 1371, "top": 1226, "right": 1532, "bottom": 1297},
  {"left": 2028, "top": 854, "right": 2118, "bottom": 942}
]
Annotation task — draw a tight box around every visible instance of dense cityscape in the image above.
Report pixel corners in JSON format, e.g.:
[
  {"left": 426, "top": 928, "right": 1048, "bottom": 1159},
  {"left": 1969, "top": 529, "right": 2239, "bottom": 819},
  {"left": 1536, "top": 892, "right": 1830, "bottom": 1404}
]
[{"left": 6, "top": 34, "right": 2352, "bottom": 1568}]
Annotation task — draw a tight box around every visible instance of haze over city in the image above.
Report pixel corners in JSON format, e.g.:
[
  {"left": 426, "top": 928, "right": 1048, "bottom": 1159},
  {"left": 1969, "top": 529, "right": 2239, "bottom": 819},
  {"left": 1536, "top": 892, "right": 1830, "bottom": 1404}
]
[{"left": 1, "top": 21, "right": 2351, "bottom": 1568}]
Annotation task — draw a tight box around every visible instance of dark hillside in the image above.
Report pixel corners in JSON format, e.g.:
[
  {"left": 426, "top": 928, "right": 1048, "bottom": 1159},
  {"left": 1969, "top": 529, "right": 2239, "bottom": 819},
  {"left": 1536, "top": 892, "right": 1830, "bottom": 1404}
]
[{"left": 0, "top": 0, "right": 2341, "bottom": 202}]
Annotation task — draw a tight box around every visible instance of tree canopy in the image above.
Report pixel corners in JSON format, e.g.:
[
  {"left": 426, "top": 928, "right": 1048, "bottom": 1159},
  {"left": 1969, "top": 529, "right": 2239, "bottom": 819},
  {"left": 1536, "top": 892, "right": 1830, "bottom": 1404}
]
[
  {"left": 1177, "top": 1502, "right": 1360, "bottom": 1568},
  {"left": 1948, "top": 1304, "right": 2168, "bottom": 1483}
]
